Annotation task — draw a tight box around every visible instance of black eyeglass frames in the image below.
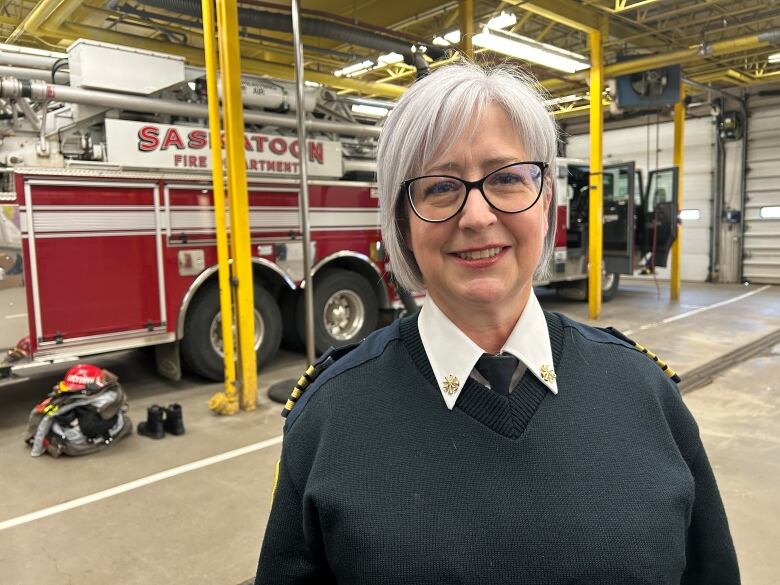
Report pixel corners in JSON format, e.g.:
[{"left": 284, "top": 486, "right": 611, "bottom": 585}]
[{"left": 401, "top": 161, "right": 549, "bottom": 223}]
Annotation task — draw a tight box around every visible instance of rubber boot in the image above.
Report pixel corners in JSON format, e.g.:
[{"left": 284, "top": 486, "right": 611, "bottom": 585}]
[
  {"left": 163, "top": 403, "right": 186, "bottom": 436},
  {"left": 137, "top": 405, "right": 165, "bottom": 439}
]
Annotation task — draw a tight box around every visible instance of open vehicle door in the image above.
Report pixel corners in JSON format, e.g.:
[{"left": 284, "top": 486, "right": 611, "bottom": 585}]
[
  {"left": 642, "top": 167, "right": 680, "bottom": 268},
  {"left": 602, "top": 162, "right": 636, "bottom": 275}
]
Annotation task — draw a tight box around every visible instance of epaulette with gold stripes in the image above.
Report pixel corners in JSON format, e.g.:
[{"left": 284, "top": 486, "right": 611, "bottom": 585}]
[
  {"left": 281, "top": 343, "right": 359, "bottom": 418},
  {"left": 602, "top": 327, "right": 681, "bottom": 383}
]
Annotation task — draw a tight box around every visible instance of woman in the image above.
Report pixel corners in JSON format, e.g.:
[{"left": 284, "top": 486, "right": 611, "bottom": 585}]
[{"left": 255, "top": 62, "right": 739, "bottom": 585}]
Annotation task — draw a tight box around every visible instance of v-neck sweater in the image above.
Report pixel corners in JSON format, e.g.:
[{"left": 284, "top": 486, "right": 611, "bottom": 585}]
[{"left": 256, "top": 312, "right": 739, "bottom": 585}]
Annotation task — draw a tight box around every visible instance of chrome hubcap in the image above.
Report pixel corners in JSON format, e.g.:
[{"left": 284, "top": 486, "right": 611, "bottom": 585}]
[
  {"left": 323, "top": 289, "right": 365, "bottom": 341},
  {"left": 602, "top": 270, "right": 616, "bottom": 291},
  {"left": 209, "top": 310, "right": 264, "bottom": 358}
]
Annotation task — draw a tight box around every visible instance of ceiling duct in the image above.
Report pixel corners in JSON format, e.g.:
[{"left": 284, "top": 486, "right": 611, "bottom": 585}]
[{"left": 134, "top": 0, "right": 446, "bottom": 75}]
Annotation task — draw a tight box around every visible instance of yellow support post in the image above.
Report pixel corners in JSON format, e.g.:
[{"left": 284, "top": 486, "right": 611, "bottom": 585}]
[
  {"left": 202, "top": 0, "right": 238, "bottom": 416},
  {"left": 671, "top": 83, "right": 686, "bottom": 300},
  {"left": 215, "top": 0, "right": 257, "bottom": 411},
  {"left": 588, "top": 29, "right": 603, "bottom": 320},
  {"left": 459, "top": 0, "right": 474, "bottom": 59}
]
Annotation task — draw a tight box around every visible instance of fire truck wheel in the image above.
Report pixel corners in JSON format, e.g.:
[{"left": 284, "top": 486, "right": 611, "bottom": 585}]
[
  {"left": 556, "top": 273, "right": 620, "bottom": 302},
  {"left": 601, "top": 272, "right": 620, "bottom": 302},
  {"left": 280, "top": 289, "right": 305, "bottom": 351},
  {"left": 296, "top": 269, "right": 378, "bottom": 354},
  {"left": 181, "top": 282, "right": 282, "bottom": 381}
]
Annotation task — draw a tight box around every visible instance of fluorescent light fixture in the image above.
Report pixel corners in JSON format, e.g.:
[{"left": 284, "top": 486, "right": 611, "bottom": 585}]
[
  {"left": 768, "top": 52, "right": 780, "bottom": 64},
  {"left": 334, "top": 60, "right": 374, "bottom": 77},
  {"left": 679, "top": 209, "right": 701, "bottom": 221},
  {"left": 377, "top": 52, "right": 404, "bottom": 66},
  {"left": 433, "top": 29, "right": 461, "bottom": 46},
  {"left": 351, "top": 104, "right": 389, "bottom": 118},
  {"left": 760, "top": 206, "right": 780, "bottom": 218},
  {"left": 473, "top": 27, "right": 589, "bottom": 73},
  {"left": 486, "top": 11, "right": 517, "bottom": 30}
]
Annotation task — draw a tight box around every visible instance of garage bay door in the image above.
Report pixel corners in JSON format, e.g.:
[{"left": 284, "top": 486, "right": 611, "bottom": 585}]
[{"left": 744, "top": 94, "right": 780, "bottom": 284}]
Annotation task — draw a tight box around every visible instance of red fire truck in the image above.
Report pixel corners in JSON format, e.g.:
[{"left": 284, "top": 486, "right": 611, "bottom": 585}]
[{"left": 0, "top": 40, "right": 678, "bottom": 384}]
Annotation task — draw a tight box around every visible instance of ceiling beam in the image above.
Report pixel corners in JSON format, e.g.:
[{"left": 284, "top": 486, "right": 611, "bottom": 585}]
[
  {"left": 503, "top": 0, "right": 658, "bottom": 45},
  {"left": 542, "top": 28, "right": 778, "bottom": 92}
]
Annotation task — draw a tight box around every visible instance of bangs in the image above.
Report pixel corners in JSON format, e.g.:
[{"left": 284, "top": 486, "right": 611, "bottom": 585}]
[{"left": 414, "top": 87, "right": 489, "bottom": 177}]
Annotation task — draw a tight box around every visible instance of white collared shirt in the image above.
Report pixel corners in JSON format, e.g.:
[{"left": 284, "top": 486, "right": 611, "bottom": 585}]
[{"left": 418, "top": 291, "right": 559, "bottom": 409}]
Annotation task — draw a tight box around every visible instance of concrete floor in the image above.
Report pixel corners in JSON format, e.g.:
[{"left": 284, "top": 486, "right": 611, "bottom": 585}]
[{"left": 0, "top": 279, "right": 778, "bottom": 584}]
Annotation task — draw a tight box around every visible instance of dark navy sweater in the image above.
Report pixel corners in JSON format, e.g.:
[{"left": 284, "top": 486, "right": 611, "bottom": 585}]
[{"left": 255, "top": 312, "right": 739, "bottom": 585}]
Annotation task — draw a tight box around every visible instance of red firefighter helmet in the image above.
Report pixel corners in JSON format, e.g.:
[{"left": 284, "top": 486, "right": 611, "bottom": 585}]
[
  {"left": 6, "top": 336, "right": 31, "bottom": 361},
  {"left": 57, "top": 364, "right": 107, "bottom": 393}
]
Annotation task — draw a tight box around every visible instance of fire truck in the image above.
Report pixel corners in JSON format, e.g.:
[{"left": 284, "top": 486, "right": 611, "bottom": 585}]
[{"left": 0, "top": 40, "right": 678, "bottom": 384}]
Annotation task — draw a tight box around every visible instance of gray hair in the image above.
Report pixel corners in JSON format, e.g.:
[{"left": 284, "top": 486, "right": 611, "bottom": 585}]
[{"left": 377, "top": 61, "right": 559, "bottom": 292}]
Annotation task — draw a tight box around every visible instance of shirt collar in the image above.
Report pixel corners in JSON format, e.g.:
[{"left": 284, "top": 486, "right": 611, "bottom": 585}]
[{"left": 418, "top": 290, "right": 558, "bottom": 410}]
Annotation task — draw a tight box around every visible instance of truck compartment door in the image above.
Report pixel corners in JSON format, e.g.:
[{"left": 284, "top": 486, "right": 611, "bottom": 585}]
[
  {"left": 23, "top": 180, "right": 166, "bottom": 346},
  {"left": 602, "top": 162, "right": 636, "bottom": 275},
  {"left": 643, "top": 167, "right": 679, "bottom": 268}
]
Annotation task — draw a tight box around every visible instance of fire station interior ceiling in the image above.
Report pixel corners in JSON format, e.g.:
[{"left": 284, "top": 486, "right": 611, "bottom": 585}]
[{"left": 2, "top": 0, "right": 779, "bottom": 115}]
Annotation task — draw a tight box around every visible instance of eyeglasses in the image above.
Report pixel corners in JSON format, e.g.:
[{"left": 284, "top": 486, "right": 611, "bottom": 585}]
[{"left": 402, "top": 161, "right": 549, "bottom": 223}]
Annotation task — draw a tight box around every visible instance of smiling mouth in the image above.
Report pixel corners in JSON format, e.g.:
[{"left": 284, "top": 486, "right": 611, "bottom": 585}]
[{"left": 455, "top": 246, "right": 504, "bottom": 260}]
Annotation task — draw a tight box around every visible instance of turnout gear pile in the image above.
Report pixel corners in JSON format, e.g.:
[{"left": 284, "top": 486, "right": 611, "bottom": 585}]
[{"left": 24, "top": 364, "right": 132, "bottom": 457}]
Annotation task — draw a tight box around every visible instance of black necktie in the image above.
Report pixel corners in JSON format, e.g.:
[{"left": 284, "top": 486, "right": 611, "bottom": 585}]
[{"left": 475, "top": 353, "right": 519, "bottom": 396}]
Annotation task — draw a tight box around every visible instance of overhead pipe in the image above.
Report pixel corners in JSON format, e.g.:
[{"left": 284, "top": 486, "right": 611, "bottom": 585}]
[
  {"left": 0, "top": 65, "right": 68, "bottom": 83},
  {"left": 135, "top": 0, "right": 447, "bottom": 74},
  {"left": 115, "top": 2, "right": 356, "bottom": 63},
  {"left": 0, "top": 77, "right": 381, "bottom": 138},
  {"left": 0, "top": 44, "right": 66, "bottom": 69},
  {"left": 291, "top": 0, "right": 316, "bottom": 364}
]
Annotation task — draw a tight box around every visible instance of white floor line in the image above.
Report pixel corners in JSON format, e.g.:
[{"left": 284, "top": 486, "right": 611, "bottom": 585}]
[
  {"left": 623, "top": 285, "right": 772, "bottom": 336},
  {"left": 3, "top": 313, "right": 26, "bottom": 319},
  {"left": 0, "top": 434, "right": 283, "bottom": 532}
]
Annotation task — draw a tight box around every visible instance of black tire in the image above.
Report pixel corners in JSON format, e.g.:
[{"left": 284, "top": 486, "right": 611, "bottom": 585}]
[
  {"left": 600, "top": 272, "right": 620, "bottom": 302},
  {"left": 181, "top": 282, "right": 282, "bottom": 380},
  {"left": 296, "top": 269, "right": 378, "bottom": 354},
  {"left": 280, "top": 289, "right": 305, "bottom": 351},
  {"left": 556, "top": 273, "right": 620, "bottom": 303}
]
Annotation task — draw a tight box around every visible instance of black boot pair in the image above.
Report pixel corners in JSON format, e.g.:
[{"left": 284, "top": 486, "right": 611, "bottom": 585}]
[{"left": 137, "top": 404, "right": 185, "bottom": 439}]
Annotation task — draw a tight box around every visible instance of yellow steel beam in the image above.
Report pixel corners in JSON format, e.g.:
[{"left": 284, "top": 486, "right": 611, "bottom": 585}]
[
  {"left": 542, "top": 29, "right": 774, "bottom": 93},
  {"left": 45, "top": 0, "right": 86, "bottom": 30},
  {"left": 588, "top": 28, "right": 603, "bottom": 320},
  {"left": 542, "top": 27, "right": 769, "bottom": 91},
  {"left": 40, "top": 22, "right": 406, "bottom": 99},
  {"left": 5, "top": 0, "right": 61, "bottom": 43},
  {"left": 459, "top": 0, "right": 474, "bottom": 59},
  {"left": 670, "top": 83, "right": 685, "bottom": 301},
  {"left": 216, "top": 0, "right": 257, "bottom": 411},
  {"left": 505, "top": 0, "right": 658, "bottom": 44},
  {"left": 202, "top": 0, "right": 238, "bottom": 416},
  {"left": 553, "top": 99, "right": 609, "bottom": 119},
  {"left": 506, "top": 0, "right": 596, "bottom": 33},
  {"left": 613, "top": 0, "right": 664, "bottom": 12}
]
